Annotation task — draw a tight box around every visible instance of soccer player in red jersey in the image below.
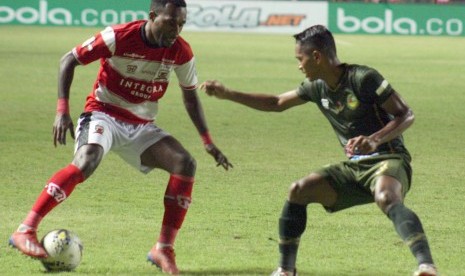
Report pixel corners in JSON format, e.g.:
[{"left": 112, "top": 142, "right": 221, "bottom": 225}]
[
  {"left": 201, "top": 25, "right": 437, "bottom": 276},
  {"left": 9, "top": 0, "right": 232, "bottom": 274}
]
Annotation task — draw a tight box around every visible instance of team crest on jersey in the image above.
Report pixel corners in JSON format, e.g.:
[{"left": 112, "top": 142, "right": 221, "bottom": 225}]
[
  {"left": 126, "top": 65, "right": 138, "bottom": 74},
  {"left": 94, "top": 125, "right": 104, "bottom": 135},
  {"left": 347, "top": 93, "right": 359, "bottom": 110},
  {"left": 160, "top": 59, "right": 174, "bottom": 71},
  {"left": 156, "top": 70, "right": 170, "bottom": 81},
  {"left": 153, "top": 59, "right": 174, "bottom": 82}
]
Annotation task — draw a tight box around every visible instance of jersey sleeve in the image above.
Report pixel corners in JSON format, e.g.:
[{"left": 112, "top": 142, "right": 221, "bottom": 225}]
[
  {"left": 174, "top": 57, "right": 198, "bottom": 90},
  {"left": 72, "top": 26, "right": 114, "bottom": 65},
  {"left": 358, "top": 68, "right": 394, "bottom": 105},
  {"left": 174, "top": 42, "right": 198, "bottom": 90},
  {"left": 296, "top": 79, "right": 321, "bottom": 103}
]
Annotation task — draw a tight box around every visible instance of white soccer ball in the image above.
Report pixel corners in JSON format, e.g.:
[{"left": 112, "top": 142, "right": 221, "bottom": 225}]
[{"left": 40, "top": 229, "right": 83, "bottom": 271}]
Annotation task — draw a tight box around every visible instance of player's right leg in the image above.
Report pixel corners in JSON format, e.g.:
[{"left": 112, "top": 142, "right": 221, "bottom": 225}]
[
  {"left": 9, "top": 161, "right": 89, "bottom": 258},
  {"left": 10, "top": 113, "right": 108, "bottom": 259},
  {"left": 10, "top": 145, "right": 103, "bottom": 258},
  {"left": 272, "top": 173, "right": 337, "bottom": 275}
]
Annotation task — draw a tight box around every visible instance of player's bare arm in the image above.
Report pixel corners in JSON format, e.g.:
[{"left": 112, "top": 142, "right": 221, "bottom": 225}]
[
  {"left": 200, "top": 80, "right": 306, "bottom": 112},
  {"left": 182, "top": 88, "right": 233, "bottom": 170},
  {"left": 345, "top": 91, "right": 414, "bottom": 156},
  {"left": 53, "top": 51, "right": 80, "bottom": 147}
]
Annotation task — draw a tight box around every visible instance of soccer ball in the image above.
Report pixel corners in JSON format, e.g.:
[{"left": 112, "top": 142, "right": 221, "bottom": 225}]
[{"left": 40, "top": 229, "right": 83, "bottom": 272}]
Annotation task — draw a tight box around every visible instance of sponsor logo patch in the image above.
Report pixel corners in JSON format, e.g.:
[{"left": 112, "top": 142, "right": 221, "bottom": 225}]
[
  {"left": 46, "top": 183, "right": 67, "bottom": 202},
  {"left": 177, "top": 196, "right": 192, "bottom": 209}
]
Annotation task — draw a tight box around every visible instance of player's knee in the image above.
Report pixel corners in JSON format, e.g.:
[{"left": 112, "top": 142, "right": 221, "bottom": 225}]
[
  {"left": 183, "top": 154, "right": 196, "bottom": 171},
  {"left": 375, "top": 190, "right": 402, "bottom": 213},
  {"left": 288, "top": 181, "right": 305, "bottom": 202},
  {"left": 73, "top": 145, "right": 103, "bottom": 178},
  {"left": 175, "top": 153, "right": 196, "bottom": 175}
]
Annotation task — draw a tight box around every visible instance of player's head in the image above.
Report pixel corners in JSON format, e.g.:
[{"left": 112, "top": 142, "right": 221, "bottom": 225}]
[
  {"left": 293, "top": 25, "right": 337, "bottom": 58},
  {"left": 147, "top": 0, "right": 187, "bottom": 48},
  {"left": 150, "top": 0, "right": 186, "bottom": 12},
  {"left": 293, "top": 25, "right": 337, "bottom": 80}
]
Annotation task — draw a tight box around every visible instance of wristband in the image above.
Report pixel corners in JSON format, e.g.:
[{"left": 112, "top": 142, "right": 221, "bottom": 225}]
[
  {"left": 56, "top": 98, "right": 70, "bottom": 114},
  {"left": 201, "top": 131, "right": 213, "bottom": 145}
]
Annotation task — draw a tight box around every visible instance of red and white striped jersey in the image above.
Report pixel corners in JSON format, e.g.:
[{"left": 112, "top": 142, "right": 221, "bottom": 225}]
[{"left": 72, "top": 20, "right": 198, "bottom": 124}]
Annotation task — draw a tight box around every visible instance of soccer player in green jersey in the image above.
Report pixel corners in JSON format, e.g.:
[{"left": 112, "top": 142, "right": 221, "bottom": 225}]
[{"left": 200, "top": 25, "right": 437, "bottom": 276}]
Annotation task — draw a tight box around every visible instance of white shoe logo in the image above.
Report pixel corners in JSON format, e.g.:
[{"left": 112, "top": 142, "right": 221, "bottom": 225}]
[{"left": 25, "top": 239, "right": 40, "bottom": 254}]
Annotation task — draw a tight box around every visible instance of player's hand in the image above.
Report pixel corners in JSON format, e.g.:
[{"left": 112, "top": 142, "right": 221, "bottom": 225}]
[
  {"left": 200, "top": 80, "right": 229, "bottom": 99},
  {"left": 205, "top": 143, "right": 233, "bottom": 170},
  {"left": 53, "top": 113, "right": 75, "bottom": 147},
  {"left": 345, "top": 135, "right": 378, "bottom": 157}
]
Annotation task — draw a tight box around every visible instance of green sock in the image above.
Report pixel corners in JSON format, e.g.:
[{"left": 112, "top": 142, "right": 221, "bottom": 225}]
[
  {"left": 387, "top": 202, "right": 434, "bottom": 265},
  {"left": 278, "top": 201, "right": 307, "bottom": 271}
]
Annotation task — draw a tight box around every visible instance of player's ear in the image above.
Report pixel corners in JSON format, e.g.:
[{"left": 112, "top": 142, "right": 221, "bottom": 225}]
[
  {"left": 149, "top": 10, "right": 156, "bottom": 21},
  {"left": 312, "top": 50, "right": 322, "bottom": 62}
]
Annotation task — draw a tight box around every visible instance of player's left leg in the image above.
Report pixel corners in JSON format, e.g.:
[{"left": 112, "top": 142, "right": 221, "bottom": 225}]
[
  {"left": 141, "top": 136, "right": 196, "bottom": 275},
  {"left": 374, "top": 175, "right": 437, "bottom": 276}
]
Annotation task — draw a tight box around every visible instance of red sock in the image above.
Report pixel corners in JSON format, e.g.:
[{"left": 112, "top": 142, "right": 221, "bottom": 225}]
[
  {"left": 157, "top": 174, "right": 194, "bottom": 246},
  {"left": 23, "top": 164, "right": 85, "bottom": 229}
]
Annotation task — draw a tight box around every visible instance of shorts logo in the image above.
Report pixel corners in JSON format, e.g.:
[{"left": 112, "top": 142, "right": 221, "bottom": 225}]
[
  {"left": 94, "top": 125, "right": 104, "bottom": 135},
  {"left": 46, "top": 183, "right": 67, "bottom": 202}
]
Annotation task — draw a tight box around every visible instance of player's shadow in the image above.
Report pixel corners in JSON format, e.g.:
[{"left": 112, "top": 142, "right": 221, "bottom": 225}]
[
  {"left": 181, "top": 268, "right": 397, "bottom": 276},
  {"left": 40, "top": 267, "right": 401, "bottom": 275},
  {"left": 180, "top": 268, "right": 270, "bottom": 275}
]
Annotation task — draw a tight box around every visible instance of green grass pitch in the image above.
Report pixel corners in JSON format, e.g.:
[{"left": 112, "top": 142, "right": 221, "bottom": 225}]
[{"left": 1, "top": 26, "right": 464, "bottom": 275}]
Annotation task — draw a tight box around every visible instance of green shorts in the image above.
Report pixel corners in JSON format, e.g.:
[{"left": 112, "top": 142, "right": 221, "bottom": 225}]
[{"left": 316, "top": 153, "right": 412, "bottom": 213}]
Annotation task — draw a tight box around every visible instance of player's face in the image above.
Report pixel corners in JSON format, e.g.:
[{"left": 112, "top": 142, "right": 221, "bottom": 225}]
[
  {"left": 295, "top": 43, "right": 319, "bottom": 81},
  {"left": 149, "top": 3, "right": 186, "bottom": 47}
]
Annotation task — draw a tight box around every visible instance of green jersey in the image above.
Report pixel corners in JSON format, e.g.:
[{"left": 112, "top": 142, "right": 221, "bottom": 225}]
[{"left": 296, "top": 64, "right": 410, "bottom": 159}]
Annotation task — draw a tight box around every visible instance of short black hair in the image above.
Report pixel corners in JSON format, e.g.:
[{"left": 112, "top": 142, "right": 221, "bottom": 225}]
[
  {"left": 293, "top": 25, "right": 337, "bottom": 57},
  {"left": 150, "top": 0, "right": 186, "bottom": 12}
]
